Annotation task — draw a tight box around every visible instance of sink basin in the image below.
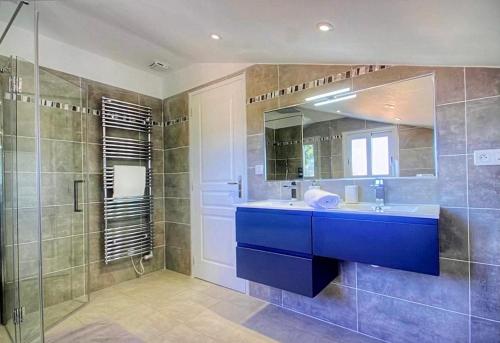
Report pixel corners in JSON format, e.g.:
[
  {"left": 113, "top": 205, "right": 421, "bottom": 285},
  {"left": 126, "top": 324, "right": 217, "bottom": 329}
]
[
  {"left": 242, "top": 200, "right": 312, "bottom": 210},
  {"left": 339, "top": 203, "right": 418, "bottom": 213},
  {"left": 238, "top": 200, "right": 439, "bottom": 219}
]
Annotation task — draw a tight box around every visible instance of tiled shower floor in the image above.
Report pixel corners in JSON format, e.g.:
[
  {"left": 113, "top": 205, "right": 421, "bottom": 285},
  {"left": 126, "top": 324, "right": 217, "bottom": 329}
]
[{"left": 11, "top": 270, "right": 378, "bottom": 342}]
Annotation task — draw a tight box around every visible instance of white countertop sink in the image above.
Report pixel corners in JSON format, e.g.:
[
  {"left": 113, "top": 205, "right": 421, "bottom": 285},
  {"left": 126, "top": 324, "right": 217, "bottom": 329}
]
[{"left": 237, "top": 200, "right": 440, "bottom": 219}]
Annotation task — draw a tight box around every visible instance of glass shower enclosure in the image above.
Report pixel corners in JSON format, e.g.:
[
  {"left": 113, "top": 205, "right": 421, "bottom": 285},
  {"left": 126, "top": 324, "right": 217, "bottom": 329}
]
[{"left": 0, "top": 2, "right": 90, "bottom": 342}]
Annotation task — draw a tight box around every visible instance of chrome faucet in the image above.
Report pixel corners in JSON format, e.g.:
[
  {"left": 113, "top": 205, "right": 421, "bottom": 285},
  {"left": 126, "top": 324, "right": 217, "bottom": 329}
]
[{"left": 371, "top": 179, "right": 385, "bottom": 211}]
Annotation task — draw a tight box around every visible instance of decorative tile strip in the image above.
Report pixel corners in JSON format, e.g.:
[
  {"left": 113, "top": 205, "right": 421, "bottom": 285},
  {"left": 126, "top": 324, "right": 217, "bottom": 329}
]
[
  {"left": 303, "top": 135, "right": 342, "bottom": 144},
  {"left": 247, "top": 64, "right": 391, "bottom": 105},
  {"left": 3, "top": 92, "right": 164, "bottom": 127},
  {"left": 165, "top": 115, "right": 189, "bottom": 127},
  {"left": 273, "top": 139, "right": 302, "bottom": 147},
  {"left": 272, "top": 135, "right": 343, "bottom": 147}
]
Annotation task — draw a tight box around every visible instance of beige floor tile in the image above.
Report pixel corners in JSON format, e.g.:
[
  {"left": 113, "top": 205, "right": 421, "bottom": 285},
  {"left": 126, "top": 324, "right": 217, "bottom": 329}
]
[
  {"left": 160, "top": 287, "right": 221, "bottom": 307},
  {"left": 152, "top": 298, "right": 216, "bottom": 323},
  {"left": 160, "top": 324, "right": 219, "bottom": 343},
  {"left": 45, "top": 316, "right": 85, "bottom": 337},
  {"left": 209, "top": 300, "right": 266, "bottom": 324},
  {"left": 0, "top": 270, "right": 371, "bottom": 343},
  {"left": 0, "top": 325, "right": 13, "bottom": 342},
  {"left": 44, "top": 299, "right": 87, "bottom": 329},
  {"left": 112, "top": 311, "right": 181, "bottom": 342},
  {"left": 186, "top": 309, "right": 276, "bottom": 343}
]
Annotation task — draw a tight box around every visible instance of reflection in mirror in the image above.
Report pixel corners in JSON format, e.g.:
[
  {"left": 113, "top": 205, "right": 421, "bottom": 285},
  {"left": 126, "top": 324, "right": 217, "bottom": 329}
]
[
  {"left": 265, "top": 110, "right": 304, "bottom": 180},
  {"left": 264, "top": 75, "right": 436, "bottom": 181}
]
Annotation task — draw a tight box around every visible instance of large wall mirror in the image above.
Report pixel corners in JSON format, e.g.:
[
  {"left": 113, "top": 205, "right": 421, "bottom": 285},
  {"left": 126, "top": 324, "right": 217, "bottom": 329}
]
[{"left": 264, "top": 75, "right": 436, "bottom": 181}]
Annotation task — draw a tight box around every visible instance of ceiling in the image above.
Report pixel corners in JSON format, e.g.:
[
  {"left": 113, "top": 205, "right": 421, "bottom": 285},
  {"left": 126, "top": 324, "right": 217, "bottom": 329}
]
[{"left": 5, "top": 0, "right": 500, "bottom": 73}]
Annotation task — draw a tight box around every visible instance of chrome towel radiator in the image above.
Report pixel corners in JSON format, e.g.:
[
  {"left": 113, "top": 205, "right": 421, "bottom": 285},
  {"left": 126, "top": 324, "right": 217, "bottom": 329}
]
[{"left": 102, "top": 97, "right": 153, "bottom": 264}]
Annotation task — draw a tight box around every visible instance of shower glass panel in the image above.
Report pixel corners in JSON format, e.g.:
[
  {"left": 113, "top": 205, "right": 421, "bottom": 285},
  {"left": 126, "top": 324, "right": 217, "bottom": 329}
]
[
  {"left": 1, "top": 1, "right": 90, "bottom": 341},
  {"left": 1, "top": 56, "right": 43, "bottom": 342},
  {"left": 1, "top": 1, "right": 44, "bottom": 341},
  {"left": 39, "top": 67, "right": 89, "bottom": 331}
]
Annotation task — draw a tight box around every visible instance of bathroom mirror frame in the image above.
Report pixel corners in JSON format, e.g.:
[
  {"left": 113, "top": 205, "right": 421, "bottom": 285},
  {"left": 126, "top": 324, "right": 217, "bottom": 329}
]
[{"left": 263, "top": 73, "right": 438, "bottom": 182}]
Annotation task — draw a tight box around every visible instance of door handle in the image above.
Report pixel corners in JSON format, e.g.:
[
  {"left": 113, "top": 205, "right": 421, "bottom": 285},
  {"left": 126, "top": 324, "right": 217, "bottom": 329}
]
[
  {"left": 74, "top": 180, "right": 84, "bottom": 212},
  {"left": 227, "top": 176, "right": 242, "bottom": 198}
]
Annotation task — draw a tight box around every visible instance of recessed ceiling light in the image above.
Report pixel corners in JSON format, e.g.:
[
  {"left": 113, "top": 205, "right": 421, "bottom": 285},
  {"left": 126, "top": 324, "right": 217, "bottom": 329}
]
[
  {"left": 317, "top": 22, "right": 334, "bottom": 32},
  {"left": 210, "top": 33, "right": 221, "bottom": 40},
  {"left": 384, "top": 103, "right": 396, "bottom": 109},
  {"left": 394, "top": 117, "right": 401, "bottom": 121},
  {"left": 336, "top": 110, "right": 341, "bottom": 113}
]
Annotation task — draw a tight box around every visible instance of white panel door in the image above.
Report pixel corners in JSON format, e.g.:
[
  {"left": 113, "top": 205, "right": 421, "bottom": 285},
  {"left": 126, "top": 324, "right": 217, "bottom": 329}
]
[{"left": 190, "top": 74, "right": 246, "bottom": 292}]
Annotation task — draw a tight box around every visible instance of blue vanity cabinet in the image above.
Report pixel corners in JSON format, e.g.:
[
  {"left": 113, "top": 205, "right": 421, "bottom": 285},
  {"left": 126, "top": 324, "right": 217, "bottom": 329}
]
[
  {"left": 312, "top": 212, "right": 439, "bottom": 275},
  {"left": 236, "top": 207, "right": 338, "bottom": 297},
  {"left": 236, "top": 207, "right": 312, "bottom": 254}
]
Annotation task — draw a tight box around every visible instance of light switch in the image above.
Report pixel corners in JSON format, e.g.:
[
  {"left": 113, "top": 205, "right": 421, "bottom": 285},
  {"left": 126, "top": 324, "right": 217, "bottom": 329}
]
[
  {"left": 255, "top": 164, "right": 264, "bottom": 175},
  {"left": 474, "top": 149, "right": 500, "bottom": 166}
]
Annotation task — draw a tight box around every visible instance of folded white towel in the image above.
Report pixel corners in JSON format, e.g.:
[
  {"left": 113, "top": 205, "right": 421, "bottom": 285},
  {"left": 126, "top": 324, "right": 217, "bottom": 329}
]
[
  {"left": 113, "top": 165, "right": 146, "bottom": 198},
  {"left": 304, "top": 189, "right": 341, "bottom": 209}
]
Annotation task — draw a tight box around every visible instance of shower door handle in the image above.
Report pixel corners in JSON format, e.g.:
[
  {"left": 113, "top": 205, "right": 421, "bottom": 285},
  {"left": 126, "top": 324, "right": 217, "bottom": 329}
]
[{"left": 74, "top": 180, "right": 84, "bottom": 212}]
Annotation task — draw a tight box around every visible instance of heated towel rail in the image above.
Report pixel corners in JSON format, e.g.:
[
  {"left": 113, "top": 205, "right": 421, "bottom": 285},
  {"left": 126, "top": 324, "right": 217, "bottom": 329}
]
[{"left": 102, "top": 97, "right": 153, "bottom": 263}]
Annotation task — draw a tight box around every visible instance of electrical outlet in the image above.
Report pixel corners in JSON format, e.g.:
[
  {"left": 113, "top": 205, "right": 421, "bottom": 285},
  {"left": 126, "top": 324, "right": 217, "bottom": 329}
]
[{"left": 474, "top": 149, "right": 500, "bottom": 166}]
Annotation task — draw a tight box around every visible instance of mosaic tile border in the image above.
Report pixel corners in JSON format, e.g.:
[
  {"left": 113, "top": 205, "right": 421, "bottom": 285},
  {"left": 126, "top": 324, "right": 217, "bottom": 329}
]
[
  {"left": 3, "top": 92, "right": 164, "bottom": 127},
  {"left": 247, "top": 64, "right": 391, "bottom": 105},
  {"left": 271, "top": 135, "right": 343, "bottom": 147},
  {"left": 165, "top": 116, "right": 189, "bottom": 127}
]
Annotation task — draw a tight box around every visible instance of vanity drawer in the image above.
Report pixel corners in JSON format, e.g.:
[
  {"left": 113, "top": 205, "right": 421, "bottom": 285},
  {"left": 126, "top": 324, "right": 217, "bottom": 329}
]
[
  {"left": 236, "top": 246, "right": 337, "bottom": 297},
  {"left": 236, "top": 208, "right": 312, "bottom": 254},
  {"left": 312, "top": 214, "right": 439, "bottom": 275}
]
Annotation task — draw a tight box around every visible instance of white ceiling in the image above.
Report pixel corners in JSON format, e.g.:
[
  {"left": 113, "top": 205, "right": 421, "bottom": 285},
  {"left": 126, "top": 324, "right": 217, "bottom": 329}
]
[
  {"left": 35, "top": 0, "right": 500, "bottom": 73},
  {"left": 4, "top": 0, "right": 500, "bottom": 74}
]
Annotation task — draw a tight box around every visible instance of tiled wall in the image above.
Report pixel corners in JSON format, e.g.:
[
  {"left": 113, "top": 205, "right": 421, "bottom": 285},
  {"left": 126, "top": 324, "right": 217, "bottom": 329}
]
[
  {"left": 161, "top": 63, "right": 500, "bottom": 341},
  {"left": 162, "top": 93, "right": 191, "bottom": 275},
  {"left": 245, "top": 64, "right": 500, "bottom": 342},
  {"left": 272, "top": 125, "right": 303, "bottom": 180},
  {"left": 398, "top": 126, "right": 435, "bottom": 176},
  {"left": 1, "top": 58, "right": 166, "bottom": 327},
  {"left": 84, "top": 76, "right": 166, "bottom": 291}
]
